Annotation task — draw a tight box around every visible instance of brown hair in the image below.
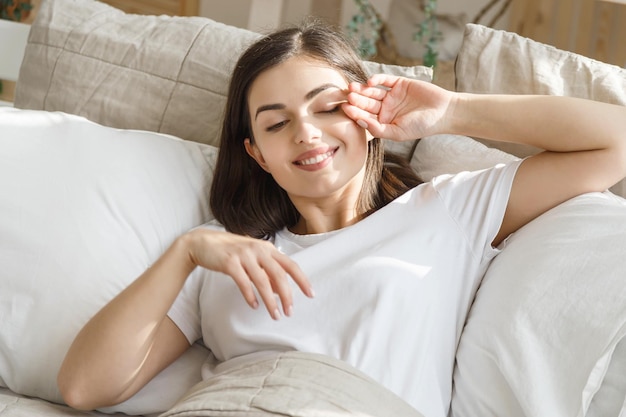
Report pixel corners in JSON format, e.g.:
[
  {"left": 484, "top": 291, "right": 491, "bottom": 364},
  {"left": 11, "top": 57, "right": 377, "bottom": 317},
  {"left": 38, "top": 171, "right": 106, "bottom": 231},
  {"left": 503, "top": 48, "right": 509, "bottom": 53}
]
[{"left": 210, "top": 20, "right": 422, "bottom": 239}]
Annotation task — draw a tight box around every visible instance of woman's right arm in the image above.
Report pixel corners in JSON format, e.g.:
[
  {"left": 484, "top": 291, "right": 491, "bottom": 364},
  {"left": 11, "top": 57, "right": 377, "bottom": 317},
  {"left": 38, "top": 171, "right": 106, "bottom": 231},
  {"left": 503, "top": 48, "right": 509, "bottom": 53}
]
[{"left": 57, "top": 228, "right": 312, "bottom": 410}]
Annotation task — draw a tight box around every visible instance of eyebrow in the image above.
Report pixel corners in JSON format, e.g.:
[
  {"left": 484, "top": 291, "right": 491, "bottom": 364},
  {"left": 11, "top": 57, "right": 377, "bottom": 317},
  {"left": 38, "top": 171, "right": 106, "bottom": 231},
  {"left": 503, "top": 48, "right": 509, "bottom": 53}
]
[{"left": 254, "top": 83, "right": 342, "bottom": 120}]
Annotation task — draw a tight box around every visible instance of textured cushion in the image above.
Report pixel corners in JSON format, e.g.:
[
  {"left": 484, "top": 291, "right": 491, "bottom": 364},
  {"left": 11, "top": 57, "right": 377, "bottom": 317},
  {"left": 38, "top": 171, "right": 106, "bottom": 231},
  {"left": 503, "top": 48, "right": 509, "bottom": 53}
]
[
  {"left": 14, "top": 0, "right": 432, "bottom": 152},
  {"left": 454, "top": 23, "right": 626, "bottom": 197},
  {"left": 0, "top": 107, "right": 217, "bottom": 415},
  {"left": 456, "top": 24, "right": 626, "bottom": 104},
  {"left": 15, "top": 0, "right": 259, "bottom": 147}
]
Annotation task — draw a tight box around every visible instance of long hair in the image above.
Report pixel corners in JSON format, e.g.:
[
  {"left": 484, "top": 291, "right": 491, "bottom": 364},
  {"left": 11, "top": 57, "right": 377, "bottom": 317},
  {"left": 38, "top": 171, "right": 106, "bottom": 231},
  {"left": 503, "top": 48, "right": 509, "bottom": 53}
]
[{"left": 210, "top": 20, "right": 422, "bottom": 239}]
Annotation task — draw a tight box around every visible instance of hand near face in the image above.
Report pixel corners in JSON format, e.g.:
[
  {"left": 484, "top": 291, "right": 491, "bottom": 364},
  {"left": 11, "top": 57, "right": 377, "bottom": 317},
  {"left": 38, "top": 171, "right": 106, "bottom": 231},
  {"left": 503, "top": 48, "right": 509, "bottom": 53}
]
[
  {"left": 185, "top": 228, "right": 314, "bottom": 320},
  {"left": 342, "top": 74, "right": 455, "bottom": 142}
]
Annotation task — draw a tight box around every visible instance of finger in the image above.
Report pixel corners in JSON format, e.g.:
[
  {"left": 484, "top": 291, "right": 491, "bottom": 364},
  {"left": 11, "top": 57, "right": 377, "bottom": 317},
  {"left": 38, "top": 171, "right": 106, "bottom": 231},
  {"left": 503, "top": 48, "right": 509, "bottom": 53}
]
[
  {"left": 260, "top": 258, "right": 294, "bottom": 317},
  {"left": 223, "top": 262, "right": 260, "bottom": 310},
  {"left": 342, "top": 103, "right": 388, "bottom": 137},
  {"left": 274, "top": 252, "right": 314, "bottom": 299},
  {"left": 356, "top": 117, "right": 388, "bottom": 139},
  {"left": 341, "top": 102, "right": 378, "bottom": 127},
  {"left": 346, "top": 91, "right": 383, "bottom": 115},
  {"left": 348, "top": 82, "right": 389, "bottom": 102},
  {"left": 367, "top": 73, "right": 400, "bottom": 89},
  {"left": 244, "top": 261, "right": 281, "bottom": 320}
]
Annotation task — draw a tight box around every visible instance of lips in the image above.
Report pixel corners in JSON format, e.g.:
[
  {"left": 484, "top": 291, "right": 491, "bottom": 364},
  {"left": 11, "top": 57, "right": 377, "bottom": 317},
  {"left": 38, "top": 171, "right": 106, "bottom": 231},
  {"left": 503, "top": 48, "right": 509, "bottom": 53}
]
[{"left": 293, "top": 147, "right": 338, "bottom": 167}]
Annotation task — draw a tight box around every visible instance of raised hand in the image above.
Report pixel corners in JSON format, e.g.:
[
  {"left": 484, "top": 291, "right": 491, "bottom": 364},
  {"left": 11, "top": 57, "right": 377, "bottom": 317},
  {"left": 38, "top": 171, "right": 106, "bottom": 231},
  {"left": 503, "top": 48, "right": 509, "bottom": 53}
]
[
  {"left": 185, "top": 228, "right": 314, "bottom": 320},
  {"left": 342, "top": 73, "right": 455, "bottom": 142}
]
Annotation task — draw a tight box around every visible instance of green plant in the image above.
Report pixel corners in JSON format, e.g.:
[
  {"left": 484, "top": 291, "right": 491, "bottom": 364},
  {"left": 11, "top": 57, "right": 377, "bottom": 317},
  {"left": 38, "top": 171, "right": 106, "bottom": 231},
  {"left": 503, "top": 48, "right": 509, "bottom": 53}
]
[
  {"left": 413, "top": 0, "right": 441, "bottom": 68},
  {"left": 346, "top": 0, "right": 382, "bottom": 59},
  {"left": 1, "top": 0, "right": 33, "bottom": 22},
  {"left": 348, "top": 0, "right": 440, "bottom": 67}
]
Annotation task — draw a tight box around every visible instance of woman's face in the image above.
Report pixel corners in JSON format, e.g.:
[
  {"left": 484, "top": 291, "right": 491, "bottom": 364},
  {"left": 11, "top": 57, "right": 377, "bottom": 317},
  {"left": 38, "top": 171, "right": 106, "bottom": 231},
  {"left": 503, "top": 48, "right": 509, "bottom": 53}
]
[{"left": 245, "top": 56, "right": 369, "bottom": 204}]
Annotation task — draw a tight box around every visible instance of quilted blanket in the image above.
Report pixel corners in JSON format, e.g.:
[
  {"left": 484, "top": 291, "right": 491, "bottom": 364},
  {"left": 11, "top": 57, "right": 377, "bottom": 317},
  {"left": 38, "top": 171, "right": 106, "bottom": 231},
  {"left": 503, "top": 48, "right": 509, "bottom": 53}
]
[{"left": 160, "top": 351, "right": 424, "bottom": 417}]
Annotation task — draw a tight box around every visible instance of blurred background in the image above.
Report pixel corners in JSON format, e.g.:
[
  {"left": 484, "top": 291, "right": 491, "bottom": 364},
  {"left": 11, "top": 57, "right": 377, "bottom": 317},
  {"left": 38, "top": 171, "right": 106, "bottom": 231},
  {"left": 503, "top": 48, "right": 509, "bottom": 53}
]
[{"left": 1, "top": 0, "right": 625, "bottom": 101}]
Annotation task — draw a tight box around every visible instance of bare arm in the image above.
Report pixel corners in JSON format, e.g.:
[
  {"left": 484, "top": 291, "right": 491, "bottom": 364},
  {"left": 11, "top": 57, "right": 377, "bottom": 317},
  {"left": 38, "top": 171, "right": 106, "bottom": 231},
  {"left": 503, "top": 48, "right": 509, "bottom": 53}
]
[
  {"left": 57, "top": 238, "right": 195, "bottom": 410},
  {"left": 58, "top": 228, "right": 313, "bottom": 410},
  {"left": 343, "top": 75, "right": 626, "bottom": 245},
  {"left": 448, "top": 93, "right": 626, "bottom": 245}
]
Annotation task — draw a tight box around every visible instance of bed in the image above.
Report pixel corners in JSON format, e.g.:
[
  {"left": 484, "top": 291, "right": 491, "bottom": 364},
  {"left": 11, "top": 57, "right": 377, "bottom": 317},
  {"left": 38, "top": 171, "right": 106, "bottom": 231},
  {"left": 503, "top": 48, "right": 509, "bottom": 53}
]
[{"left": 1, "top": 0, "right": 625, "bottom": 416}]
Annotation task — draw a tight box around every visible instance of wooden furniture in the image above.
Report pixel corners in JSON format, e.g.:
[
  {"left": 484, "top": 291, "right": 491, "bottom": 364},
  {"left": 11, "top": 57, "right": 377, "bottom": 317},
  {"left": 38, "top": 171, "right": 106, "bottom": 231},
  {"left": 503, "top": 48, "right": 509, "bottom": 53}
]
[
  {"left": 508, "top": 0, "right": 626, "bottom": 67},
  {"left": 99, "top": 0, "right": 199, "bottom": 16}
]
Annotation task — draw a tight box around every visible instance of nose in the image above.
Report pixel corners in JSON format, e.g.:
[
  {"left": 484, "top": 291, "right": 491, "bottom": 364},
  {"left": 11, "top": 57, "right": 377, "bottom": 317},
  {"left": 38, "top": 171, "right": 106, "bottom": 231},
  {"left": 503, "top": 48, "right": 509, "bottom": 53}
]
[{"left": 294, "top": 118, "right": 322, "bottom": 144}]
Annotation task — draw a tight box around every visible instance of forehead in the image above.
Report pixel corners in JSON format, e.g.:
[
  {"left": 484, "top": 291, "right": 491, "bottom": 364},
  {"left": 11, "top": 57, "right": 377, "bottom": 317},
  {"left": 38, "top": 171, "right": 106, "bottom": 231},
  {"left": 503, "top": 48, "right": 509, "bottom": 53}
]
[{"left": 248, "top": 56, "right": 348, "bottom": 104}]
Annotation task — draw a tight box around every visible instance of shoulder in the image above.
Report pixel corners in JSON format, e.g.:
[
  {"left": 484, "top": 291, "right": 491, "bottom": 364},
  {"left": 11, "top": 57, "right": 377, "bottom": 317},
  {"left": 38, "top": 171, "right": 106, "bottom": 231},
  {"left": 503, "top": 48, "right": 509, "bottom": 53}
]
[
  {"left": 428, "top": 160, "right": 523, "bottom": 210},
  {"left": 426, "top": 160, "right": 525, "bottom": 254},
  {"left": 430, "top": 160, "right": 523, "bottom": 192},
  {"left": 196, "top": 219, "right": 226, "bottom": 231}
]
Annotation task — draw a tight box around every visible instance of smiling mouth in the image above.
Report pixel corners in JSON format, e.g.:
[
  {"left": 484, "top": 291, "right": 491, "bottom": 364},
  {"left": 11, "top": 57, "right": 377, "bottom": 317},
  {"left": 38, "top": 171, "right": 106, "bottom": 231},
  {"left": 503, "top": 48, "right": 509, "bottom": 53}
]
[{"left": 294, "top": 148, "right": 337, "bottom": 166}]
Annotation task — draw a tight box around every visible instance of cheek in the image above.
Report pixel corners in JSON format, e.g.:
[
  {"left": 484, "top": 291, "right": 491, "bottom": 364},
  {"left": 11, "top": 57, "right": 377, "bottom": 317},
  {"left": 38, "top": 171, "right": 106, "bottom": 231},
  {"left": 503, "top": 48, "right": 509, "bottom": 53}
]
[
  {"left": 254, "top": 141, "right": 290, "bottom": 170},
  {"left": 342, "top": 121, "right": 370, "bottom": 152}
]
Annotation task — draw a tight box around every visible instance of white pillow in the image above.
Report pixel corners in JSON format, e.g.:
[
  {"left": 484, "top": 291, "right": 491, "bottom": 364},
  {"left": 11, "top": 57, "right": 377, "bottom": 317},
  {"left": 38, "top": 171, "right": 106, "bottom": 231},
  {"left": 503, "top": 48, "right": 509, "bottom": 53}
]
[
  {"left": 0, "top": 108, "right": 217, "bottom": 415},
  {"left": 451, "top": 192, "right": 626, "bottom": 417},
  {"left": 410, "top": 134, "right": 519, "bottom": 181}
]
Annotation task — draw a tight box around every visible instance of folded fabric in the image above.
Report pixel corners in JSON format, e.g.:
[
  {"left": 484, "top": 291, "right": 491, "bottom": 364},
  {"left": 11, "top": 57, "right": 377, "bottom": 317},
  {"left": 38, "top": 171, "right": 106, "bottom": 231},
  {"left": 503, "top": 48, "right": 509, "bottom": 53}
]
[{"left": 161, "top": 351, "right": 425, "bottom": 417}]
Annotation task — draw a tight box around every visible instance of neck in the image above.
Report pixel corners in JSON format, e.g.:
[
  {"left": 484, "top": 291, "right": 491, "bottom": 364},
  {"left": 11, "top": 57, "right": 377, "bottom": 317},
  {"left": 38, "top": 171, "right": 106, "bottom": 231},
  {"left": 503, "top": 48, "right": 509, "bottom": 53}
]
[
  {"left": 288, "top": 164, "right": 368, "bottom": 235},
  {"left": 290, "top": 206, "right": 360, "bottom": 235}
]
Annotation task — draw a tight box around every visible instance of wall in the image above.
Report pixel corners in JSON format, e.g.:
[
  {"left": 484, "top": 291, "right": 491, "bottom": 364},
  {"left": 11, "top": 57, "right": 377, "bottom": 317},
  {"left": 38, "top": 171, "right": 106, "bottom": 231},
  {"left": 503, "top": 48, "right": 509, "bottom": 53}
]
[
  {"left": 508, "top": 0, "right": 626, "bottom": 67},
  {"left": 198, "top": 0, "right": 625, "bottom": 67},
  {"left": 199, "top": 0, "right": 509, "bottom": 31},
  {"left": 199, "top": 0, "right": 340, "bottom": 32},
  {"left": 198, "top": 0, "right": 509, "bottom": 62}
]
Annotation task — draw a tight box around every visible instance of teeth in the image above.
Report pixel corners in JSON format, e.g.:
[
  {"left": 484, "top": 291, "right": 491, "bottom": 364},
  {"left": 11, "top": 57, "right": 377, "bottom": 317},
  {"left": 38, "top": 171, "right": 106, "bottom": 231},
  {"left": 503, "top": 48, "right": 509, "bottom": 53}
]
[{"left": 298, "top": 151, "right": 333, "bottom": 166}]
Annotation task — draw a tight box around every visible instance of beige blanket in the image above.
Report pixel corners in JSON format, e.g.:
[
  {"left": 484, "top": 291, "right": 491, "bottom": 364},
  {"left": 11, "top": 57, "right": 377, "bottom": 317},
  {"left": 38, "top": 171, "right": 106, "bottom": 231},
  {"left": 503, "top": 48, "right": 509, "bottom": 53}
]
[
  {"left": 0, "top": 387, "right": 141, "bottom": 417},
  {"left": 159, "top": 352, "right": 424, "bottom": 417}
]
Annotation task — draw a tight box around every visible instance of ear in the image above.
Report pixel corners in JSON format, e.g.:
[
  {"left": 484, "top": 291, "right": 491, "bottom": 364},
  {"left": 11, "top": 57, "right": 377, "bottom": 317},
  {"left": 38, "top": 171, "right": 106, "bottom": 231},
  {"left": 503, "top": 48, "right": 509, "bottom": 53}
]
[{"left": 244, "top": 138, "right": 271, "bottom": 172}]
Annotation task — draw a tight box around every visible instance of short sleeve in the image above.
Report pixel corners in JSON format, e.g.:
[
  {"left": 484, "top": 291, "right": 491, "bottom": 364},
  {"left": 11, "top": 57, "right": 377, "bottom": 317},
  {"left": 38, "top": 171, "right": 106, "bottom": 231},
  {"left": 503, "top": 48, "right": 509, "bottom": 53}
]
[
  {"left": 431, "top": 160, "right": 523, "bottom": 260},
  {"left": 167, "top": 266, "right": 204, "bottom": 344},
  {"left": 166, "top": 222, "right": 226, "bottom": 344}
]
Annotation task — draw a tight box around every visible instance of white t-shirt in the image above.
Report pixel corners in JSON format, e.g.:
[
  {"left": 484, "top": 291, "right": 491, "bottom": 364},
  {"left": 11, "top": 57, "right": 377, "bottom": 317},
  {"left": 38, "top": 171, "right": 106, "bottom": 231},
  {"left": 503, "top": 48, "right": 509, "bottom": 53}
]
[{"left": 168, "top": 160, "right": 522, "bottom": 417}]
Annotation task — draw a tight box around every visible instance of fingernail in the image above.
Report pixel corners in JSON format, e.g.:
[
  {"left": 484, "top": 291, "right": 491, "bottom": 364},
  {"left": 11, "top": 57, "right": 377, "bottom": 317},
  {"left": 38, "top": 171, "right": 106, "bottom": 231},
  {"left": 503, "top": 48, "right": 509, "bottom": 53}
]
[
  {"left": 285, "top": 305, "right": 293, "bottom": 317},
  {"left": 272, "top": 308, "right": 281, "bottom": 321},
  {"left": 252, "top": 300, "right": 259, "bottom": 309},
  {"left": 357, "top": 119, "right": 368, "bottom": 129},
  {"left": 308, "top": 288, "right": 316, "bottom": 298}
]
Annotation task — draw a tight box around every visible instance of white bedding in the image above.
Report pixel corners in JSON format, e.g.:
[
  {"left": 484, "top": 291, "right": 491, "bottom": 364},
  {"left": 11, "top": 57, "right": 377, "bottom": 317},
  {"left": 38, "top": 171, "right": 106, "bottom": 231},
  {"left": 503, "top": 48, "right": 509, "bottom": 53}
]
[{"left": 2, "top": 1, "right": 625, "bottom": 416}]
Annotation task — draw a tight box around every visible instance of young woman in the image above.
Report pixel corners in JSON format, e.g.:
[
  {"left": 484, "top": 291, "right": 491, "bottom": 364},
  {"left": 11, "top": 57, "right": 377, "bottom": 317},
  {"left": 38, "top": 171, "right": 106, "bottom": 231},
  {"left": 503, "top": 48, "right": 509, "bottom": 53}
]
[{"left": 57, "top": 20, "right": 626, "bottom": 417}]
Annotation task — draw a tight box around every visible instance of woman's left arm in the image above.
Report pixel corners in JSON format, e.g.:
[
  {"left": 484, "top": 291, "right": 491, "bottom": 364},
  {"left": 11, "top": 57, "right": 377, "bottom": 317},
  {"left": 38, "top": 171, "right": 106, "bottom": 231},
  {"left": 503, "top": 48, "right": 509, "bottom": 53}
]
[
  {"left": 450, "top": 93, "right": 626, "bottom": 245},
  {"left": 344, "top": 75, "right": 626, "bottom": 245}
]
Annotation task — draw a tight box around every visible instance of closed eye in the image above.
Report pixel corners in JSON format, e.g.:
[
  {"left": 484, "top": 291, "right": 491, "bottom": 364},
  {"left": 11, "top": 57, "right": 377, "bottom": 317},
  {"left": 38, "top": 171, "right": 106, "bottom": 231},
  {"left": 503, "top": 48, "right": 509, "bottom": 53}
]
[
  {"left": 266, "top": 120, "right": 288, "bottom": 132},
  {"left": 319, "top": 105, "right": 341, "bottom": 114}
]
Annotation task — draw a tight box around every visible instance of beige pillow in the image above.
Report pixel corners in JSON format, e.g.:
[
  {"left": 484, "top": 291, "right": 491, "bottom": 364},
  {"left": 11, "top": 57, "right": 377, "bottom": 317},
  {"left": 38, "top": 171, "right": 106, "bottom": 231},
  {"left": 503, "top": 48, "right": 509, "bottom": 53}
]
[
  {"left": 456, "top": 23, "right": 626, "bottom": 104},
  {"left": 454, "top": 23, "right": 626, "bottom": 196},
  {"left": 15, "top": 0, "right": 259, "bottom": 147},
  {"left": 15, "top": 0, "right": 431, "bottom": 151}
]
